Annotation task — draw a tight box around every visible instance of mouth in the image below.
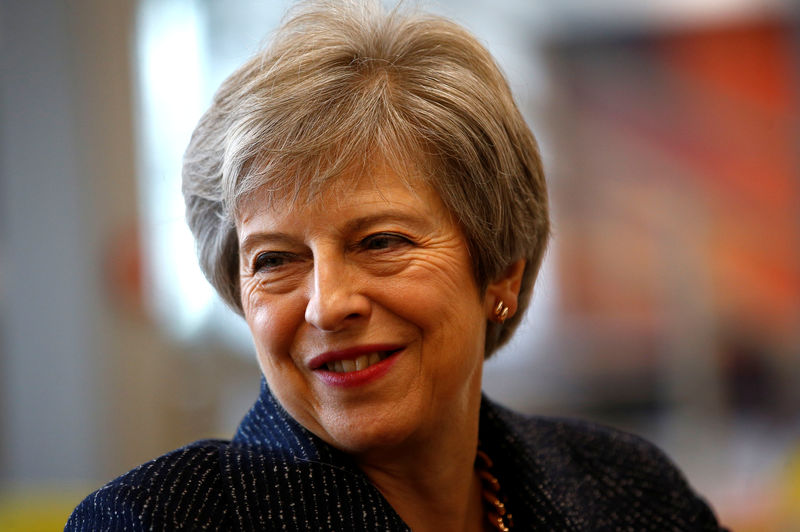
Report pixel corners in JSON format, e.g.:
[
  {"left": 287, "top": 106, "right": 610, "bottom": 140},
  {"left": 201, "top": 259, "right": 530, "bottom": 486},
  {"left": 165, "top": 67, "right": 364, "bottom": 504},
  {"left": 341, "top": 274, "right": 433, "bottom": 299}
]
[
  {"left": 309, "top": 345, "right": 403, "bottom": 373},
  {"left": 310, "top": 345, "right": 404, "bottom": 388},
  {"left": 323, "top": 351, "right": 395, "bottom": 373}
]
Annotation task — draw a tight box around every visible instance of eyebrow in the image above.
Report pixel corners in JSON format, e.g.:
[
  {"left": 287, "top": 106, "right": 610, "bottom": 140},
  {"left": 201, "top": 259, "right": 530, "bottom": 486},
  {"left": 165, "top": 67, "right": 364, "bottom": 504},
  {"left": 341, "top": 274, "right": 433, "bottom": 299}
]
[
  {"left": 239, "top": 232, "right": 298, "bottom": 258},
  {"left": 238, "top": 210, "right": 428, "bottom": 256},
  {"left": 342, "top": 211, "right": 427, "bottom": 234}
]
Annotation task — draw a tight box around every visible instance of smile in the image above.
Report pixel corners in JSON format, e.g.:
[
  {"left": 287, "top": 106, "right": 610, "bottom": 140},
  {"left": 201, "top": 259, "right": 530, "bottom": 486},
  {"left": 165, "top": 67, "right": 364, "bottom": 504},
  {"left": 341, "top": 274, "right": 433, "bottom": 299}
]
[
  {"left": 308, "top": 345, "right": 405, "bottom": 387},
  {"left": 325, "top": 351, "right": 393, "bottom": 373}
]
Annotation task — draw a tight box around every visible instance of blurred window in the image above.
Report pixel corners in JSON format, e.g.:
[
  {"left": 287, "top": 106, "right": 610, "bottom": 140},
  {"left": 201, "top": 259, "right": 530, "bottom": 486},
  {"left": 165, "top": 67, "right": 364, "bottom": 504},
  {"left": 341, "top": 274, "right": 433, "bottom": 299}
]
[{"left": 134, "top": 0, "right": 290, "bottom": 351}]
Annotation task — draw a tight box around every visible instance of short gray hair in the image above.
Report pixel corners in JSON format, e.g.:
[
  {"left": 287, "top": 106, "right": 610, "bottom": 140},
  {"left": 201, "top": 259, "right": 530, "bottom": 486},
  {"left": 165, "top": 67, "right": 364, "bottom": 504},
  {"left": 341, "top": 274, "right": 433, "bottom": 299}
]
[{"left": 182, "top": 0, "right": 549, "bottom": 356}]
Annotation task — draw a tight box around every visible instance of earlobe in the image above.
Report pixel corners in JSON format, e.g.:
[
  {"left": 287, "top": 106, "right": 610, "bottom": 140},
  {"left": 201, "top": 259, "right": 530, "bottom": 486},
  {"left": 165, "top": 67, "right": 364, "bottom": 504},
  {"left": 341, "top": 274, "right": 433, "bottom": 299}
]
[{"left": 486, "top": 259, "right": 526, "bottom": 322}]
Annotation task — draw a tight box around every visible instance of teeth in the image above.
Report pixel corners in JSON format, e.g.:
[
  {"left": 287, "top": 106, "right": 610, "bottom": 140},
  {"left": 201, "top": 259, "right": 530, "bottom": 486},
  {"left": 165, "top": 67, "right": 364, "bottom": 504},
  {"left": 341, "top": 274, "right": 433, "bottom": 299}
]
[{"left": 324, "top": 351, "right": 392, "bottom": 373}]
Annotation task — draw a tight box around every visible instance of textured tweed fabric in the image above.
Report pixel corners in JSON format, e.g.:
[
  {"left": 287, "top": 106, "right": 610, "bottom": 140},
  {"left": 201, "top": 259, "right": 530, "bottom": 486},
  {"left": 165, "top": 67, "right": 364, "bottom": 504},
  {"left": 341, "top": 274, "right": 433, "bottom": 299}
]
[{"left": 66, "top": 380, "right": 725, "bottom": 530}]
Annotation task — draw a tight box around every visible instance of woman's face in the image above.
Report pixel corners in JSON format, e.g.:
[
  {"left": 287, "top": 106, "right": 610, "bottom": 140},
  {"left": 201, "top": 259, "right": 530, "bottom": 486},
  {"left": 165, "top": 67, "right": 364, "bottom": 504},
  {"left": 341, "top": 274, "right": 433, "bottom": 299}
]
[{"left": 237, "top": 164, "right": 506, "bottom": 455}]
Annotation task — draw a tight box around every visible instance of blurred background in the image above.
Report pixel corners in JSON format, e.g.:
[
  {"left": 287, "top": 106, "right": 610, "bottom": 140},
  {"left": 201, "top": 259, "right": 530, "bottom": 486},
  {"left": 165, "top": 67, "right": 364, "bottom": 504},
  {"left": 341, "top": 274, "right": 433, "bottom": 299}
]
[{"left": 1, "top": 0, "right": 798, "bottom": 529}]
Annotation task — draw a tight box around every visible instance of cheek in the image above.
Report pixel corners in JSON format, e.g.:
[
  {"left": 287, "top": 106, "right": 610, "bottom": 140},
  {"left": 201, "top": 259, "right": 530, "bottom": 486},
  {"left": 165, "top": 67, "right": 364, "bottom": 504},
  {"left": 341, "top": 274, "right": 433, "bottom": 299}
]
[
  {"left": 387, "top": 271, "right": 483, "bottom": 348},
  {"left": 242, "top": 284, "right": 302, "bottom": 357},
  {"left": 248, "top": 307, "right": 282, "bottom": 350},
  {"left": 405, "top": 255, "right": 482, "bottom": 322}
]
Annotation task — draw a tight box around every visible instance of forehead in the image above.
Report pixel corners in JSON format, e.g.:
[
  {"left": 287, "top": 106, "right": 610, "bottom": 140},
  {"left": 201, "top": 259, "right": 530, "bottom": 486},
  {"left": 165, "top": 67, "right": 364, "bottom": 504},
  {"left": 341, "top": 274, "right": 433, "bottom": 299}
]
[{"left": 236, "top": 159, "right": 435, "bottom": 224}]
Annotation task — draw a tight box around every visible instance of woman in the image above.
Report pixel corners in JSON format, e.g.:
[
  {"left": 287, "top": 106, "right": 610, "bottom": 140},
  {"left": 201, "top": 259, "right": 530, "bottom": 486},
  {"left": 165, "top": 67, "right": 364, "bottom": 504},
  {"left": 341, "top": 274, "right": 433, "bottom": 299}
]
[{"left": 68, "top": 1, "right": 725, "bottom": 530}]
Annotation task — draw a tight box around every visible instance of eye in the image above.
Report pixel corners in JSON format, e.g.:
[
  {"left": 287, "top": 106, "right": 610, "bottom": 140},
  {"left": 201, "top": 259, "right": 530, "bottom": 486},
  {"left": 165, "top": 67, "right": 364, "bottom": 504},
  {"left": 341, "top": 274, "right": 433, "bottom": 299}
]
[
  {"left": 252, "top": 251, "right": 292, "bottom": 272},
  {"left": 360, "top": 232, "right": 412, "bottom": 251}
]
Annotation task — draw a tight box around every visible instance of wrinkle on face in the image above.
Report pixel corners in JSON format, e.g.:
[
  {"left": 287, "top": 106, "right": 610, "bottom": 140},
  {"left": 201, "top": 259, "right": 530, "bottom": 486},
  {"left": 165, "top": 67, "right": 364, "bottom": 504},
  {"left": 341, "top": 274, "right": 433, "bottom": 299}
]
[{"left": 234, "top": 161, "right": 489, "bottom": 456}]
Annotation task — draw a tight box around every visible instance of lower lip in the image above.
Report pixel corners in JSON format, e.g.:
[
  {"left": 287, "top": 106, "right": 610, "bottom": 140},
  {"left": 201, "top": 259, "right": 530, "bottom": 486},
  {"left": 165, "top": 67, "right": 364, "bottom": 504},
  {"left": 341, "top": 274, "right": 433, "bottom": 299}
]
[{"left": 314, "top": 350, "right": 401, "bottom": 388}]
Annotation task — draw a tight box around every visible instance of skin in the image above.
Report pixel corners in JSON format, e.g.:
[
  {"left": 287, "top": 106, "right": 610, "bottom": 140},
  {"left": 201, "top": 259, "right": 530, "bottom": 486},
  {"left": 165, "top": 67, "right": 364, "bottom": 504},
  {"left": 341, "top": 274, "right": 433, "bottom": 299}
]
[{"left": 237, "top": 163, "right": 525, "bottom": 531}]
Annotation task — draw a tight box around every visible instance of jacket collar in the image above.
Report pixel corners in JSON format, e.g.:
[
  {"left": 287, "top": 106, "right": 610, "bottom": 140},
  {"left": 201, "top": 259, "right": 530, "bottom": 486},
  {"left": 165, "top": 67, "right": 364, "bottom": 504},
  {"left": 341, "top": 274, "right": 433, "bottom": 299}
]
[
  {"left": 233, "top": 378, "right": 328, "bottom": 461},
  {"left": 478, "top": 398, "right": 570, "bottom": 528},
  {"left": 230, "top": 378, "right": 562, "bottom": 529}
]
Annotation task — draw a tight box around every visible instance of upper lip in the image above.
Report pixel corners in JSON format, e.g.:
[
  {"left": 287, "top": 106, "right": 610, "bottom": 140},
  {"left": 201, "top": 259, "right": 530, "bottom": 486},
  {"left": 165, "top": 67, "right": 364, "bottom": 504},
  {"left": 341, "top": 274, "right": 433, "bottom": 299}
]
[{"left": 308, "top": 344, "right": 404, "bottom": 370}]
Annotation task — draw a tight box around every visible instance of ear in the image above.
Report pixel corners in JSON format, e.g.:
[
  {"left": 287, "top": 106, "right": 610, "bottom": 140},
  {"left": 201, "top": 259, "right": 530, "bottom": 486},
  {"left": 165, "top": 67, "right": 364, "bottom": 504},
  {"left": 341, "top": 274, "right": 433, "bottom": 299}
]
[{"left": 484, "top": 259, "right": 526, "bottom": 322}]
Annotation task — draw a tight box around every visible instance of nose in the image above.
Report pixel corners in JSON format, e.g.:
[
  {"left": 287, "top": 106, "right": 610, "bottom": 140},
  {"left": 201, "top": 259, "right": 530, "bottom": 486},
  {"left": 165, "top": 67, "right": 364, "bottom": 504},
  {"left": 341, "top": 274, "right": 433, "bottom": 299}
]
[{"left": 304, "top": 251, "right": 371, "bottom": 331}]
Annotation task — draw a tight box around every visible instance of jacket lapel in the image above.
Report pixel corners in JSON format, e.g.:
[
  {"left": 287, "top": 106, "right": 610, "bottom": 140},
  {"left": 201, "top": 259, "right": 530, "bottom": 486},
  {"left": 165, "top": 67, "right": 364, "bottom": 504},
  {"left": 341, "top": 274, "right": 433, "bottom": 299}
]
[
  {"left": 479, "top": 396, "right": 575, "bottom": 530},
  {"left": 221, "top": 379, "right": 410, "bottom": 531}
]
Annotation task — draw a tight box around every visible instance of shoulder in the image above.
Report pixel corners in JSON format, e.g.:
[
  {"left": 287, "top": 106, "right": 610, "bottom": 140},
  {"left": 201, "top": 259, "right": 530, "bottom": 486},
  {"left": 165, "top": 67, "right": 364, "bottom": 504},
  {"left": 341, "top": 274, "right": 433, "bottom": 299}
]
[
  {"left": 514, "top": 410, "right": 684, "bottom": 479},
  {"left": 484, "top": 399, "right": 673, "bottom": 469},
  {"left": 65, "top": 440, "right": 233, "bottom": 531},
  {"left": 487, "top": 399, "right": 689, "bottom": 486},
  {"left": 65, "top": 438, "right": 409, "bottom": 531},
  {"left": 482, "top": 399, "right": 725, "bottom": 530}
]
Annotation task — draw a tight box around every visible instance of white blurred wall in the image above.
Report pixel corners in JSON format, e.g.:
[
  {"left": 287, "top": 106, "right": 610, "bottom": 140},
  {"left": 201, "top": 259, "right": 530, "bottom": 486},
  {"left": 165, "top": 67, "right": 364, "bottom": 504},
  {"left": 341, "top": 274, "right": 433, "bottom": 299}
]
[{"left": 0, "top": 0, "right": 215, "bottom": 488}]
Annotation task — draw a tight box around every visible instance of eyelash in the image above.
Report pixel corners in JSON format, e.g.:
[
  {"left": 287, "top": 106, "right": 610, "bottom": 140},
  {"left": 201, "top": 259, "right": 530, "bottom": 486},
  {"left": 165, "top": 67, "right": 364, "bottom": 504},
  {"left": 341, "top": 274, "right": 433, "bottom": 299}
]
[
  {"left": 252, "top": 252, "right": 293, "bottom": 273},
  {"left": 360, "top": 232, "right": 413, "bottom": 250},
  {"left": 251, "top": 233, "right": 413, "bottom": 273}
]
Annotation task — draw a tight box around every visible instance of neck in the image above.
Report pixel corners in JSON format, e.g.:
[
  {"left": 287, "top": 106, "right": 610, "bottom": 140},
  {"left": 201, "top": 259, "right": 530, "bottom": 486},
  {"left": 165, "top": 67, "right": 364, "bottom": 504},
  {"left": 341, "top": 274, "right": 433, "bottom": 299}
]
[{"left": 355, "top": 392, "right": 485, "bottom": 532}]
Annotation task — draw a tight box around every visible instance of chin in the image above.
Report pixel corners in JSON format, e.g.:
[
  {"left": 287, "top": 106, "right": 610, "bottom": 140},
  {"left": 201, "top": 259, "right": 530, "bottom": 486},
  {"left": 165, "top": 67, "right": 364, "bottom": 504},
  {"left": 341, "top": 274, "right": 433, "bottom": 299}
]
[{"left": 316, "top": 409, "right": 421, "bottom": 456}]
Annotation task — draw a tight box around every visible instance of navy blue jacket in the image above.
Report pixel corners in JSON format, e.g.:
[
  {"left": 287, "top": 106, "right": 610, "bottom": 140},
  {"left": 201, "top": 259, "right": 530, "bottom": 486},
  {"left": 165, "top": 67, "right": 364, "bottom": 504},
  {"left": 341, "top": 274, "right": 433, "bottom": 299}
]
[{"left": 66, "top": 380, "right": 725, "bottom": 530}]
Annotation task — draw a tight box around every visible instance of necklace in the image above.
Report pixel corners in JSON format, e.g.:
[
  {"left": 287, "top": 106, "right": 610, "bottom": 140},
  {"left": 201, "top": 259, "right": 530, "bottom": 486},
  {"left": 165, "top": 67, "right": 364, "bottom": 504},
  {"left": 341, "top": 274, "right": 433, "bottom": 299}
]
[{"left": 475, "top": 446, "right": 513, "bottom": 531}]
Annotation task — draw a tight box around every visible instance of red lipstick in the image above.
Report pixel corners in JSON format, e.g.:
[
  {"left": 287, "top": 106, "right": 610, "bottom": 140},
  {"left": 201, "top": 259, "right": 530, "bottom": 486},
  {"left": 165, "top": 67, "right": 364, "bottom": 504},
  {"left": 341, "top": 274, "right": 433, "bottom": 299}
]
[{"left": 309, "top": 344, "right": 403, "bottom": 388}]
